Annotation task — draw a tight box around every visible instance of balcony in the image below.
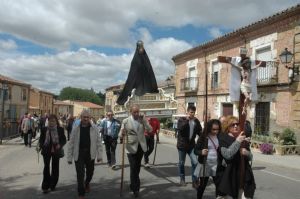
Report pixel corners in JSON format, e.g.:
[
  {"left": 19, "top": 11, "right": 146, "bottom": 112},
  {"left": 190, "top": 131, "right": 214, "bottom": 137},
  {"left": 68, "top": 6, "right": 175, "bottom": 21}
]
[
  {"left": 180, "top": 77, "right": 199, "bottom": 92},
  {"left": 257, "top": 61, "right": 278, "bottom": 85}
]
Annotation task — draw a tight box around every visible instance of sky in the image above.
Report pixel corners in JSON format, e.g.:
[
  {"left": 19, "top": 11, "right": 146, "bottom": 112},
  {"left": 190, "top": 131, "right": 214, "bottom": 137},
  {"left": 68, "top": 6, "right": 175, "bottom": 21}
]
[{"left": 0, "top": 0, "right": 299, "bottom": 94}]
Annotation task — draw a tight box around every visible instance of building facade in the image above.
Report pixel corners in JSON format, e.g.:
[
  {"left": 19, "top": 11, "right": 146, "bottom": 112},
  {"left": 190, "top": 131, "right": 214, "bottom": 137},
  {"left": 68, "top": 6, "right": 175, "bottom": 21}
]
[
  {"left": 172, "top": 5, "right": 300, "bottom": 137},
  {"left": 53, "top": 100, "right": 74, "bottom": 116},
  {"left": 0, "top": 74, "right": 31, "bottom": 139},
  {"left": 64, "top": 100, "right": 104, "bottom": 120},
  {"left": 29, "top": 87, "right": 54, "bottom": 116}
]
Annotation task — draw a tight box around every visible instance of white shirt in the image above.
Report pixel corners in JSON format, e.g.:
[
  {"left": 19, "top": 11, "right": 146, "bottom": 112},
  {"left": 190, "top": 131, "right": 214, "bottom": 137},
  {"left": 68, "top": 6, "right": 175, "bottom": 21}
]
[
  {"left": 106, "top": 120, "right": 112, "bottom": 136},
  {"left": 131, "top": 116, "right": 139, "bottom": 133}
]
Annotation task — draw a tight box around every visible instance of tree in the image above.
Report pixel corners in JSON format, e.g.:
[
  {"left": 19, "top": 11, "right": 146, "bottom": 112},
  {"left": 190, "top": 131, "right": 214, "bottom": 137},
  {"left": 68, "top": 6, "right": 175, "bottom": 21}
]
[
  {"left": 96, "top": 91, "right": 105, "bottom": 105},
  {"left": 58, "top": 87, "right": 103, "bottom": 105}
]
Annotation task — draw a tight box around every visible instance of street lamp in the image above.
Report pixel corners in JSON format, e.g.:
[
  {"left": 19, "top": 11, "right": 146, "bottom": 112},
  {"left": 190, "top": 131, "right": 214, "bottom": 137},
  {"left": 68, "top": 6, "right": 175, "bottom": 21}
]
[
  {"left": 166, "top": 76, "right": 172, "bottom": 87},
  {"left": 0, "top": 82, "right": 8, "bottom": 144},
  {"left": 279, "top": 48, "right": 293, "bottom": 69}
]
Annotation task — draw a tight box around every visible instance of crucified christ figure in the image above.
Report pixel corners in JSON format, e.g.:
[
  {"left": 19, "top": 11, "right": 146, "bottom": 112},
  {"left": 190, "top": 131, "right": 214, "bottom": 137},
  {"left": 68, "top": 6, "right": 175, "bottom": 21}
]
[
  {"left": 218, "top": 47, "right": 266, "bottom": 116},
  {"left": 228, "top": 57, "right": 262, "bottom": 115}
]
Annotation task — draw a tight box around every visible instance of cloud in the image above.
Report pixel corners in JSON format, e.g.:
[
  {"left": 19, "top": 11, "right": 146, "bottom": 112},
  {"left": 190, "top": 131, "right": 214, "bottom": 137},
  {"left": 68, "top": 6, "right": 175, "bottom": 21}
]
[
  {"left": 0, "top": 39, "right": 17, "bottom": 50},
  {"left": 209, "top": 27, "right": 223, "bottom": 39},
  {"left": 0, "top": 0, "right": 298, "bottom": 50},
  {"left": 0, "top": 37, "right": 192, "bottom": 94}
]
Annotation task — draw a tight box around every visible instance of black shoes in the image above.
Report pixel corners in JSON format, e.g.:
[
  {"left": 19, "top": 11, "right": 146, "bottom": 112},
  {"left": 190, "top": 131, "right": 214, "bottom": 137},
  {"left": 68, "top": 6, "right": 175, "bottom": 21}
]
[{"left": 133, "top": 191, "right": 139, "bottom": 198}]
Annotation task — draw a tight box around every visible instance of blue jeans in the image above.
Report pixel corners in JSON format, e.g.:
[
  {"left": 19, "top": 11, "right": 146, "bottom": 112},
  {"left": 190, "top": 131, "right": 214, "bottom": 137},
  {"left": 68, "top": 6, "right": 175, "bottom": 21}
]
[{"left": 178, "top": 148, "right": 198, "bottom": 182}]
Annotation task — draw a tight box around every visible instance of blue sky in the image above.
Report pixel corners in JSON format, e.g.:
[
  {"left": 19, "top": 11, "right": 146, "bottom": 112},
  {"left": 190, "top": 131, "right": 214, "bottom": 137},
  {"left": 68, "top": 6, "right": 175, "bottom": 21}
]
[{"left": 0, "top": 0, "right": 299, "bottom": 94}]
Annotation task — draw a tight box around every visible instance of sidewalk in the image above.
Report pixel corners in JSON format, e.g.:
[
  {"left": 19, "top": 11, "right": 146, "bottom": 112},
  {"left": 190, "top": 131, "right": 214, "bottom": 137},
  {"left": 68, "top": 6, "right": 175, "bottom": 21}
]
[
  {"left": 159, "top": 132, "right": 300, "bottom": 170},
  {"left": 1, "top": 135, "right": 39, "bottom": 146}
]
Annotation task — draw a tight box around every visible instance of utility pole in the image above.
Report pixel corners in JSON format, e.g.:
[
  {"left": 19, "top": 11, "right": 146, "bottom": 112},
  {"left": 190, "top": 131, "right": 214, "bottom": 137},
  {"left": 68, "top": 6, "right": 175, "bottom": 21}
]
[{"left": 0, "top": 81, "right": 7, "bottom": 144}]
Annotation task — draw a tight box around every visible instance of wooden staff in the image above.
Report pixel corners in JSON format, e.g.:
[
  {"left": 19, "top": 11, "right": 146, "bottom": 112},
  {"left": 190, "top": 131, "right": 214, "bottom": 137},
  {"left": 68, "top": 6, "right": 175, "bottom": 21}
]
[
  {"left": 120, "top": 129, "right": 126, "bottom": 197},
  {"left": 202, "top": 53, "right": 208, "bottom": 180},
  {"left": 238, "top": 94, "right": 247, "bottom": 189},
  {"left": 152, "top": 137, "right": 158, "bottom": 165}
]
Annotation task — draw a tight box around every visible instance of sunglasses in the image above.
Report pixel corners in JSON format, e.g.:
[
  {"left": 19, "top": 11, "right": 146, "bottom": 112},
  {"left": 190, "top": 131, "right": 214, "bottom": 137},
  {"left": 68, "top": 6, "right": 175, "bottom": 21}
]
[{"left": 230, "top": 122, "right": 239, "bottom": 127}]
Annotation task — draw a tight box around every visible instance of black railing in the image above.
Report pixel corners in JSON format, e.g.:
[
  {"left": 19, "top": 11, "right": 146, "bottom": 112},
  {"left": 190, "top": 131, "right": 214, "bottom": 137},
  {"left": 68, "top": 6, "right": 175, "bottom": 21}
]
[{"left": 180, "top": 77, "right": 199, "bottom": 92}]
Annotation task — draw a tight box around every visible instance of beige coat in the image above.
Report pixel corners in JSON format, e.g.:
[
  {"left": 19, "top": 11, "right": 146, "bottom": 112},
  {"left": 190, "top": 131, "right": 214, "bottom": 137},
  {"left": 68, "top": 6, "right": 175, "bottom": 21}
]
[
  {"left": 21, "top": 118, "right": 34, "bottom": 134},
  {"left": 119, "top": 116, "right": 152, "bottom": 154},
  {"left": 67, "top": 124, "right": 103, "bottom": 162}
]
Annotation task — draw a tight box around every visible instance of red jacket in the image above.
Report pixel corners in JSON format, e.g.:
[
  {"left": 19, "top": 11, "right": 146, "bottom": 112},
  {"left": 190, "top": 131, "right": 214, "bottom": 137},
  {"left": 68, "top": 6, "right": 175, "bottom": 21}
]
[{"left": 144, "top": 118, "right": 160, "bottom": 136}]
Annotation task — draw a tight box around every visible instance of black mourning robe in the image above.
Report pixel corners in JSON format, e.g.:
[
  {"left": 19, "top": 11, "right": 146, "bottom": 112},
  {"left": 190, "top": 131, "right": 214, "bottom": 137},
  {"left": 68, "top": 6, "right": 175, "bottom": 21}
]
[{"left": 117, "top": 47, "right": 158, "bottom": 105}]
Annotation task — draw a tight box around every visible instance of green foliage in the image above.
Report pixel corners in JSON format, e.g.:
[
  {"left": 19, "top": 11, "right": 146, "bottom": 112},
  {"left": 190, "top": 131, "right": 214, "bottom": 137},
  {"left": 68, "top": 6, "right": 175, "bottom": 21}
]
[
  {"left": 279, "top": 128, "right": 297, "bottom": 145},
  {"left": 159, "top": 118, "right": 172, "bottom": 129},
  {"left": 252, "top": 133, "right": 274, "bottom": 143},
  {"left": 58, "top": 87, "right": 103, "bottom": 105}
]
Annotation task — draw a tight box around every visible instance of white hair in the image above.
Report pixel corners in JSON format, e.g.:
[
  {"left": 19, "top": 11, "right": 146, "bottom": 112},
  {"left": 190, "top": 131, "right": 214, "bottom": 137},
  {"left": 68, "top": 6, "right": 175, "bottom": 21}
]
[{"left": 80, "top": 109, "right": 91, "bottom": 117}]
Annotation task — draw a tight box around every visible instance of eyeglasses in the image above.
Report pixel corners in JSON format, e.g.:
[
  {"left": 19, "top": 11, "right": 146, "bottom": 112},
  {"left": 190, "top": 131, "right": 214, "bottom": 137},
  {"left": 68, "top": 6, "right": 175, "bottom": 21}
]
[
  {"left": 230, "top": 122, "right": 239, "bottom": 127},
  {"left": 107, "top": 114, "right": 113, "bottom": 116}
]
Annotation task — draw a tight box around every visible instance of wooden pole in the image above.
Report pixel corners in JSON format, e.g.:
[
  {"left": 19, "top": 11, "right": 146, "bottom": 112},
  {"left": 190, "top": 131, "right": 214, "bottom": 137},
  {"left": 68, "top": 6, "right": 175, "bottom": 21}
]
[
  {"left": 202, "top": 53, "right": 208, "bottom": 180},
  {"left": 239, "top": 94, "right": 247, "bottom": 189},
  {"left": 152, "top": 138, "right": 158, "bottom": 165}
]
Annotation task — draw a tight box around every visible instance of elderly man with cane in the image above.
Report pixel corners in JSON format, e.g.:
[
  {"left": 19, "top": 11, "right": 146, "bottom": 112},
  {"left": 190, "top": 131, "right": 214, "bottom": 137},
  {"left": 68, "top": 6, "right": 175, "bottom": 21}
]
[{"left": 119, "top": 104, "right": 152, "bottom": 198}]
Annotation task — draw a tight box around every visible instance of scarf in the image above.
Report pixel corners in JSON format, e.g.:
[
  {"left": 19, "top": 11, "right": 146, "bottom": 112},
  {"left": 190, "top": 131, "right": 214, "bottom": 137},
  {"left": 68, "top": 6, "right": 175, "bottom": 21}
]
[{"left": 44, "top": 125, "right": 60, "bottom": 153}]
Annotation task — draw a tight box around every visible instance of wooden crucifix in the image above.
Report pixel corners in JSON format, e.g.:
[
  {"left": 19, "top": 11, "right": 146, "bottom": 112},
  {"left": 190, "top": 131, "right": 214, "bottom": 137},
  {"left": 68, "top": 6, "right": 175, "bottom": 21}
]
[{"left": 217, "top": 47, "right": 266, "bottom": 188}]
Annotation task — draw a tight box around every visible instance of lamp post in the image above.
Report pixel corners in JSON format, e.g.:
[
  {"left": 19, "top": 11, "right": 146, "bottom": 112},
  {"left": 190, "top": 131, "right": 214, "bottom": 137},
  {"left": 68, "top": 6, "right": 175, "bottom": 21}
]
[
  {"left": 279, "top": 48, "right": 293, "bottom": 69},
  {"left": 279, "top": 48, "right": 296, "bottom": 80},
  {"left": 165, "top": 76, "right": 172, "bottom": 87},
  {"left": 0, "top": 82, "right": 8, "bottom": 144}
]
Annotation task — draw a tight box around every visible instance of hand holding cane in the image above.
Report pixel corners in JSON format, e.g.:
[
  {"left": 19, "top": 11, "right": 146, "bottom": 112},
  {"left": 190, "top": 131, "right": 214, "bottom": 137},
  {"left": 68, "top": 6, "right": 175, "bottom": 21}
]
[{"left": 120, "top": 129, "right": 126, "bottom": 197}]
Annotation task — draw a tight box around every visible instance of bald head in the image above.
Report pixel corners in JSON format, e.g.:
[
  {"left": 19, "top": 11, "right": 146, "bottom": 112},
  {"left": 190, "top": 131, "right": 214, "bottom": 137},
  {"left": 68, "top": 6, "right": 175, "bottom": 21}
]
[{"left": 130, "top": 104, "right": 140, "bottom": 120}]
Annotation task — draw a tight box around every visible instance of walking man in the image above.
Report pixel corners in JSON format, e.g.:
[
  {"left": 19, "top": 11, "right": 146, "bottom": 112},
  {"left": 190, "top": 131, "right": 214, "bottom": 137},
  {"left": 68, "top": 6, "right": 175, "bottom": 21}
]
[
  {"left": 143, "top": 117, "right": 160, "bottom": 168},
  {"left": 100, "top": 110, "right": 121, "bottom": 169},
  {"left": 21, "top": 113, "right": 34, "bottom": 147},
  {"left": 67, "top": 110, "right": 103, "bottom": 199},
  {"left": 119, "top": 104, "right": 152, "bottom": 197},
  {"left": 177, "top": 105, "right": 202, "bottom": 187}
]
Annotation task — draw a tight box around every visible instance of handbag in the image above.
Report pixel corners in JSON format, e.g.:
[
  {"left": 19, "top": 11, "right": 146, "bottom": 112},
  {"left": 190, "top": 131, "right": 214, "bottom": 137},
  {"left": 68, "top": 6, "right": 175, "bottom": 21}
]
[{"left": 58, "top": 148, "right": 65, "bottom": 158}]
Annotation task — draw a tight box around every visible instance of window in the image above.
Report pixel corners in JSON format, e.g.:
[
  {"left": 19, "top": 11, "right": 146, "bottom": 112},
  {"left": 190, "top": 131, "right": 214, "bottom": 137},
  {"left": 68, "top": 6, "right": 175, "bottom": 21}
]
[
  {"left": 189, "top": 67, "right": 197, "bottom": 90},
  {"left": 21, "top": 89, "right": 27, "bottom": 101},
  {"left": 255, "top": 102, "right": 270, "bottom": 134},
  {"left": 187, "top": 102, "right": 195, "bottom": 107},
  {"left": 256, "top": 46, "right": 275, "bottom": 83},
  {"left": 222, "top": 103, "right": 233, "bottom": 116},
  {"left": 211, "top": 61, "right": 220, "bottom": 89}
]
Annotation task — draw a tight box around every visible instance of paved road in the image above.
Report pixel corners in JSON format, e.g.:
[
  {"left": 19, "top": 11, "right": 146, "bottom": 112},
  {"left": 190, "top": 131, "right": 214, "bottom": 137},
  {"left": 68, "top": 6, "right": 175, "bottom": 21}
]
[{"left": 0, "top": 137, "right": 299, "bottom": 199}]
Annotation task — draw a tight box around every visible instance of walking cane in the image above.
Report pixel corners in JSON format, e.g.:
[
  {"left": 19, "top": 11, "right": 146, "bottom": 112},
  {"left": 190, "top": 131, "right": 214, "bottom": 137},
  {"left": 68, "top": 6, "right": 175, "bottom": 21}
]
[
  {"left": 152, "top": 138, "right": 158, "bottom": 165},
  {"left": 120, "top": 130, "right": 126, "bottom": 197},
  {"left": 201, "top": 138, "right": 208, "bottom": 185}
]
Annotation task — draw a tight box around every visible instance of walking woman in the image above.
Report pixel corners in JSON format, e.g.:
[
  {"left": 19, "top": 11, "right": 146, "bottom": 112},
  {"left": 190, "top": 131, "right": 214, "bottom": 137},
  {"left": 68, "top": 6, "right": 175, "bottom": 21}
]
[
  {"left": 216, "top": 115, "right": 255, "bottom": 199},
  {"left": 194, "top": 119, "right": 221, "bottom": 199},
  {"left": 39, "top": 114, "right": 66, "bottom": 193}
]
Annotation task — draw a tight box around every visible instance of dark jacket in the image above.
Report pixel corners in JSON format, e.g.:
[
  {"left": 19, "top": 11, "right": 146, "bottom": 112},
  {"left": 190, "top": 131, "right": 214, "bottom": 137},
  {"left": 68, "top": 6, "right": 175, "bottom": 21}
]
[
  {"left": 39, "top": 127, "right": 66, "bottom": 157},
  {"left": 100, "top": 118, "right": 121, "bottom": 139},
  {"left": 216, "top": 133, "right": 255, "bottom": 198},
  {"left": 176, "top": 117, "right": 202, "bottom": 152}
]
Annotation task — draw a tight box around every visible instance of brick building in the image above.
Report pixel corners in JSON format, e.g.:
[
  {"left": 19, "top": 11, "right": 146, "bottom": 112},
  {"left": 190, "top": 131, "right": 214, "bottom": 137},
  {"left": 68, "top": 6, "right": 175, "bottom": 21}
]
[
  {"left": 0, "top": 74, "right": 31, "bottom": 138},
  {"left": 29, "top": 87, "right": 54, "bottom": 115},
  {"left": 172, "top": 5, "right": 300, "bottom": 137}
]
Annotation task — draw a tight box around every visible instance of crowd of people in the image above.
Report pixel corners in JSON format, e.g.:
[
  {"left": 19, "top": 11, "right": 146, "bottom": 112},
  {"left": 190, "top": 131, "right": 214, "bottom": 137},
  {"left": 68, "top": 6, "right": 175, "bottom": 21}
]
[{"left": 18, "top": 103, "right": 254, "bottom": 199}]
